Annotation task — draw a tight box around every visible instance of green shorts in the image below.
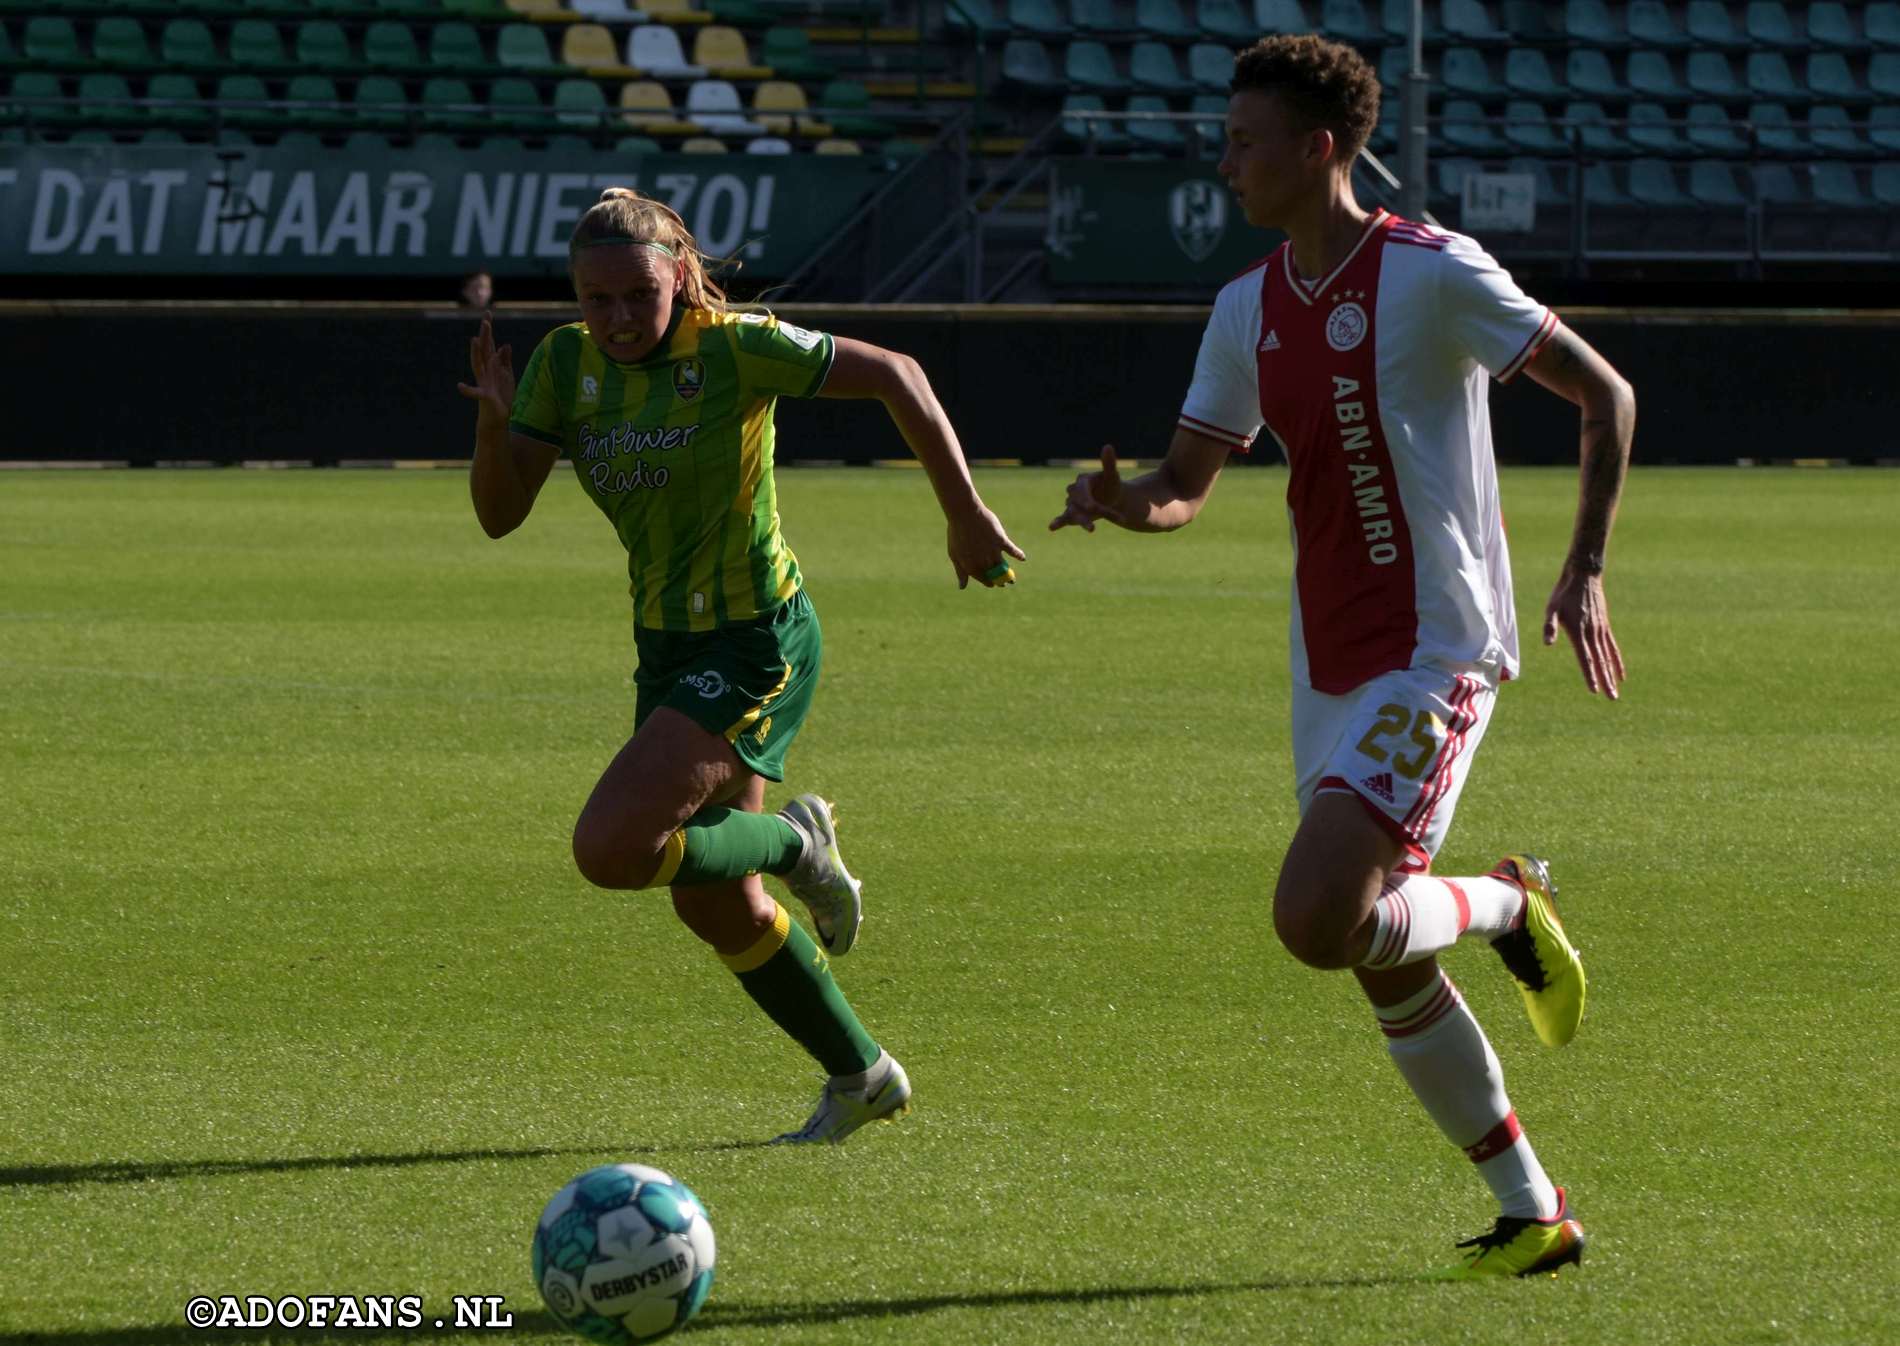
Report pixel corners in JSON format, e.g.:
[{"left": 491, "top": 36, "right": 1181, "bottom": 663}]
[{"left": 631, "top": 588, "right": 822, "bottom": 783}]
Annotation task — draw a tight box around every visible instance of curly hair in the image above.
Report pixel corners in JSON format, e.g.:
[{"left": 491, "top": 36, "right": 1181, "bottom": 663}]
[
  {"left": 1230, "top": 34, "right": 1382, "bottom": 162},
  {"left": 568, "top": 187, "right": 729, "bottom": 313}
]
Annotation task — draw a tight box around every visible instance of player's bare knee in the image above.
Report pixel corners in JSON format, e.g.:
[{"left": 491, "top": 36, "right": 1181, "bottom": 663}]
[
  {"left": 1273, "top": 895, "right": 1360, "bottom": 970},
  {"left": 570, "top": 816, "right": 661, "bottom": 890}
]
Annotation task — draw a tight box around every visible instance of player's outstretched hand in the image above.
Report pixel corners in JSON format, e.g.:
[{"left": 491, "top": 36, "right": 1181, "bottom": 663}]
[
  {"left": 1049, "top": 445, "right": 1125, "bottom": 532},
  {"left": 948, "top": 504, "right": 1028, "bottom": 590},
  {"left": 456, "top": 316, "right": 516, "bottom": 426},
  {"left": 1543, "top": 569, "right": 1625, "bottom": 699}
]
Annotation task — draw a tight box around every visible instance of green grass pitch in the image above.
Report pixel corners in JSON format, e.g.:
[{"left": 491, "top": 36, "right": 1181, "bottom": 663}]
[{"left": 2, "top": 464, "right": 1895, "bottom": 1345}]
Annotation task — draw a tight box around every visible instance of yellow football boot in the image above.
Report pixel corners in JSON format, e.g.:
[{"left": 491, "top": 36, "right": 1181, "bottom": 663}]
[
  {"left": 1488, "top": 854, "right": 1586, "bottom": 1048},
  {"left": 1440, "top": 1187, "right": 1587, "bottom": 1279}
]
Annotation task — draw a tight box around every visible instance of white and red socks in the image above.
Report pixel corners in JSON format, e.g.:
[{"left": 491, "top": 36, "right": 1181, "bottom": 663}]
[
  {"left": 1375, "top": 970, "right": 1559, "bottom": 1220},
  {"left": 1361, "top": 873, "right": 1527, "bottom": 970}
]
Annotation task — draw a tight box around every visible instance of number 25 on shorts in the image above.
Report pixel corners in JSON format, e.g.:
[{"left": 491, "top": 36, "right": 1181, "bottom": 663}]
[{"left": 1356, "top": 703, "right": 1444, "bottom": 781}]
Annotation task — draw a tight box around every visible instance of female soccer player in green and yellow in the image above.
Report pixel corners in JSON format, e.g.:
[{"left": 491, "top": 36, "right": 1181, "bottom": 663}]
[{"left": 457, "top": 187, "right": 1023, "bottom": 1144}]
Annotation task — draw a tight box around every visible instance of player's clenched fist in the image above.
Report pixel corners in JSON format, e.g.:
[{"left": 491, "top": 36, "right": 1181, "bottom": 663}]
[{"left": 1049, "top": 445, "right": 1125, "bottom": 532}]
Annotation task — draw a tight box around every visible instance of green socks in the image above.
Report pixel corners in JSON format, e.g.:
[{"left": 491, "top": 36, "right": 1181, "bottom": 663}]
[
  {"left": 720, "top": 903, "right": 879, "bottom": 1076},
  {"left": 652, "top": 806, "right": 803, "bottom": 888}
]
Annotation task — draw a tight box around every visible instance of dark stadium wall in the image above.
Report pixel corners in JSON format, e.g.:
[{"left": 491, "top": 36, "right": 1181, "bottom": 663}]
[{"left": 2, "top": 306, "right": 1893, "bottom": 465}]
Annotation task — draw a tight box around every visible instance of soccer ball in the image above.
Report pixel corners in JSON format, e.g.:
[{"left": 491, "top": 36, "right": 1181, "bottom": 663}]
[{"left": 532, "top": 1164, "right": 716, "bottom": 1342}]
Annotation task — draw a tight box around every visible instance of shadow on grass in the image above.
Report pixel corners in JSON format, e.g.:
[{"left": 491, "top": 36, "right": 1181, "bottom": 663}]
[
  {"left": 0, "top": 1140, "right": 772, "bottom": 1189},
  {"left": 0, "top": 1278, "right": 1426, "bottom": 1344}
]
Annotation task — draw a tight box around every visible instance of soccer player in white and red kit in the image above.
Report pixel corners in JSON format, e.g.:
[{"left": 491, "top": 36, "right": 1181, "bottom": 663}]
[{"left": 1052, "top": 35, "right": 1633, "bottom": 1277}]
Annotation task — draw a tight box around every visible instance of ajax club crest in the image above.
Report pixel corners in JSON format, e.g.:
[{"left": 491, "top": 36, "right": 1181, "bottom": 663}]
[
  {"left": 1325, "top": 296, "right": 1369, "bottom": 352},
  {"left": 672, "top": 357, "right": 705, "bottom": 402},
  {"left": 1169, "top": 181, "right": 1228, "bottom": 262}
]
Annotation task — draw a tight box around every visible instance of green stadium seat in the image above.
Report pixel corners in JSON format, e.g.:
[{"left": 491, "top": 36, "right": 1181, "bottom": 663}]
[
  {"left": 1626, "top": 1, "right": 1690, "bottom": 48},
  {"left": 1806, "top": 3, "right": 1857, "bottom": 50},
  {"left": 1130, "top": 41, "right": 1191, "bottom": 94},
  {"left": 442, "top": 0, "right": 511, "bottom": 16},
  {"left": 553, "top": 77, "right": 610, "bottom": 130},
  {"left": 1139, "top": 0, "right": 1199, "bottom": 42},
  {"left": 1686, "top": 159, "right": 1746, "bottom": 206},
  {"left": 285, "top": 74, "right": 348, "bottom": 127},
  {"left": 1562, "top": 101, "right": 1625, "bottom": 156},
  {"left": 815, "top": 78, "right": 894, "bottom": 137},
  {"left": 351, "top": 74, "right": 412, "bottom": 131},
  {"left": 1253, "top": 0, "right": 1309, "bottom": 33},
  {"left": 140, "top": 128, "right": 186, "bottom": 145},
  {"left": 1626, "top": 158, "right": 1689, "bottom": 206},
  {"left": 421, "top": 76, "right": 482, "bottom": 131},
  {"left": 146, "top": 73, "right": 210, "bottom": 130},
  {"left": 1872, "top": 164, "right": 1900, "bottom": 208},
  {"left": 0, "top": 25, "right": 21, "bottom": 75},
  {"left": 92, "top": 18, "right": 156, "bottom": 71},
  {"left": 488, "top": 76, "right": 560, "bottom": 132},
  {"left": 1441, "top": 0, "right": 1503, "bottom": 44},
  {"left": 1806, "top": 55, "right": 1868, "bottom": 107},
  {"left": 310, "top": 0, "right": 376, "bottom": 13},
  {"left": 412, "top": 132, "right": 463, "bottom": 154},
  {"left": 1581, "top": 162, "right": 1626, "bottom": 205},
  {"left": 3, "top": 72, "right": 58, "bottom": 128},
  {"left": 1685, "top": 1, "right": 1745, "bottom": 50},
  {"left": 1869, "top": 105, "right": 1900, "bottom": 153},
  {"left": 1686, "top": 103, "right": 1747, "bottom": 154},
  {"left": 1198, "top": 0, "right": 1255, "bottom": 43},
  {"left": 374, "top": 0, "right": 439, "bottom": 16},
  {"left": 1752, "top": 163, "right": 1803, "bottom": 204},
  {"left": 1563, "top": 0, "right": 1622, "bottom": 47},
  {"left": 1746, "top": 102, "right": 1801, "bottom": 154},
  {"left": 1320, "top": 0, "right": 1379, "bottom": 43},
  {"left": 1065, "top": 40, "right": 1127, "bottom": 93},
  {"left": 1381, "top": 0, "right": 1443, "bottom": 40},
  {"left": 1441, "top": 48, "right": 1503, "bottom": 98},
  {"left": 430, "top": 22, "right": 493, "bottom": 75},
  {"left": 1873, "top": 55, "right": 1900, "bottom": 100},
  {"left": 944, "top": 0, "right": 1006, "bottom": 38},
  {"left": 1744, "top": 1, "right": 1800, "bottom": 49},
  {"left": 1500, "top": 0, "right": 1560, "bottom": 43},
  {"left": 1685, "top": 52, "right": 1740, "bottom": 102},
  {"left": 77, "top": 72, "right": 136, "bottom": 126},
  {"left": 1001, "top": 39, "right": 1063, "bottom": 91},
  {"left": 1188, "top": 92, "right": 1225, "bottom": 153},
  {"left": 1565, "top": 49, "right": 1622, "bottom": 99},
  {"left": 1630, "top": 51, "right": 1687, "bottom": 100},
  {"left": 1627, "top": 102, "right": 1688, "bottom": 156},
  {"left": 1871, "top": 5, "right": 1900, "bottom": 51},
  {"left": 542, "top": 132, "right": 594, "bottom": 155},
  {"left": 1441, "top": 98, "right": 1504, "bottom": 154},
  {"left": 1744, "top": 53, "right": 1806, "bottom": 106},
  {"left": 1127, "top": 93, "right": 1183, "bottom": 150},
  {"left": 26, "top": 17, "right": 91, "bottom": 71},
  {"left": 759, "top": 27, "right": 833, "bottom": 81},
  {"left": 295, "top": 22, "right": 357, "bottom": 73},
  {"left": 161, "top": 19, "right": 227, "bottom": 73},
  {"left": 1188, "top": 42, "right": 1231, "bottom": 93},
  {"left": 1504, "top": 48, "right": 1564, "bottom": 101},
  {"left": 1060, "top": 92, "right": 1128, "bottom": 149},
  {"left": 1073, "top": 0, "right": 1125, "bottom": 37},
  {"left": 364, "top": 21, "right": 428, "bottom": 76},
  {"left": 1432, "top": 156, "right": 1479, "bottom": 204},
  {"left": 1810, "top": 164, "right": 1865, "bottom": 209},
  {"left": 1008, "top": 0, "right": 1071, "bottom": 40},
  {"left": 216, "top": 74, "right": 282, "bottom": 130},
  {"left": 1808, "top": 106, "right": 1868, "bottom": 156},
  {"left": 229, "top": 20, "right": 297, "bottom": 73},
  {"left": 616, "top": 134, "right": 664, "bottom": 155},
  {"left": 496, "top": 24, "right": 563, "bottom": 77},
  {"left": 1502, "top": 100, "right": 1566, "bottom": 153}
]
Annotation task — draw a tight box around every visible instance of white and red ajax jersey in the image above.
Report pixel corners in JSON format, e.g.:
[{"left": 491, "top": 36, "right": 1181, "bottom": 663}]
[{"left": 1179, "top": 209, "right": 1556, "bottom": 695}]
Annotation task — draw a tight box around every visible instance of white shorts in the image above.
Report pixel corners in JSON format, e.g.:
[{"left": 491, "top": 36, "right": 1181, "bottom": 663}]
[{"left": 1292, "top": 663, "right": 1499, "bottom": 873}]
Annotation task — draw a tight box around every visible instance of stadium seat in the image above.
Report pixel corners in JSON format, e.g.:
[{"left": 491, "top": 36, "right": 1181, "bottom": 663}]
[
  {"left": 217, "top": 74, "right": 281, "bottom": 131},
  {"left": 507, "top": 0, "right": 569, "bottom": 15},
  {"left": 617, "top": 134, "right": 664, "bottom": 154},
  {"left": 92, "top": 18, "right": 155, "bottom": 71},
  {"left": 1744, "top": 1, "right": 1801, "bottom": 49},
  {"left": 1869, "top": 105, "right": 1900, "bottom": 153},
  {"left": 1807, "top": 3, "right": 1857, "bottom": 49},
  {"left": 1432, "top": 156, "right": 1480, "bottom": 204},
  {"left": 1871, "top": 5, "right": 1900, "bottom": 51},
  {"left": 1002, "top": 39, "right": 1064, "bottom": 90},
  {"left": 1139, "top": 0, "right": 1200, "bottom": 41},
  {"left": 945, "top": 0, "right": 1007, "bottom": 38},
  {"left": 160, "top": 20, "right": 227, "bottom": 74},
  {"left": 574, "top": 0, "right": 643, "bottom": 18},
  {"left": 497, "top": 24, "right": 563, "bottom": 76},
  {"left": 1504, "top": 49, "right": 1564, "bottom": 101},
  {"left": 752, "top": 80, "right": 828, "bottom": 136},
  {"left": 76, "top": 72, "right": 134, "bottom": 127},
  {"left": 229, "top": 20, "right": 296, "bottom": 74},
  {"left": 1199, "top": 0, "right": 1256, "bottom": 43},
  {"left": 1686, "top": 102, "right": 1747, "bottom": 154},
  {"left": 1073, "top": 0, "right": 1125, "bottom": 38},
  {"left": 1503, "top": 99, "right": 1566, "bottom": 153},
  {"left": 1500, "top": 0, "right": 1560, "bottom": 43},
  {"left": 421, "top": 77, "right": 482, "bottom": 131},
  {"left": 1685, "top": 52, "right": 1742, "bottom": 102},
  {"left": 351, "top": 75, "right": 412, "bottom": 132},
  {"left": 1381, "top": 0, "right": 1444, "bottom": 41},
  {"left": 1440, "top": 98, "right": 1503, "bottom": 153},
  {"left": 1871, "top": 164, "right": 1900, "bottom": 207},
  {"left": 638, "top": 0, "right": 708, "bottom": 19},
  {"left": 629, "top": 26, "right": 704, "bottom": 77},
  {"left": 1189, "top": 43, "right": 1232, "bottom": 93},
  {"left": 1873, "top": 55, "right": 1900, "bottom": 100},
  {"left": 9, "top": 72, "right": 78, "bottom": 130},
  {"left": 1806, "top": 55, "right": 1868, "bottom": 107},
  {"left": 1060, "top": 92, "right": 1129, "bottom": 149},
  {"left": 1627, "top": 102, "right": 1689, "bottom": 155},
  {"left": 1562, "top": 101, "right": 1625, "bottom": 156},
  {"left": 147, "top": 73, "right": 211, "bottom": 131},
  {"left": 815, "top": 78, "right": 893, "bottom": 137},
  {"left": 1131, "top": 41, "right": 1191, "bottom": 94},
  {"left": 1065, "top": 41, "right": 1128, "bottom": 93},
  {"left": 295, "top": 22, "right": 356, "bottom": 75},
  {"left": 1254, "top": 0, "right": 1311, "bottom": 34},
  {"left": 1582, "top": 161, "right": 1627, "bottom": 205},
  {"left": 1125, "top": 93, "right": 1183, "bottom": 149},
  {"left": 1442, "top": 0, "right": 1505, "bottom": 43},
  {"left": 1565, "top": 49, "right": 1622, "bottom": 100},
  {"left": 285, "top": 74, "right": 348, "bottom": 128},
  {"left": 1752, "top": 163, "right": 1803, "bottom": 204},
  {"left": 693, "top": 27, "right": 768, "bottom": 78},
  {"left": 814, "top": 136, "right": 861, "bottom": 154},
  {"left": 428, "top": 23, "right": 492, "bottom": 75},
  {"left": 1746, "top": 102, "right": 1802, "bottom": 155},
  {"left": 1685, "top": 1, "right": 1745, "bottom": 50},
  {"left": 1320, "top": 0, "right": 1379, "bottom": 43},
  {"left": 1630, "top": 51, "right": 1688, "bottom": 100},
  {"left": 364, "top": 22, "right": 427, "bottom": 76},
  {"left": 489, "top": 76, "right": 563, "bottom": 132},
  {"left": 1626, "top": 1, "right": 1690, "bottom": 48},
  {"left": 1626, "top": 158, "right": 1689, "bottom": 206},
  {"left": 554, "top": 77, "right": 611, "bottom": 129},
  {"left": 1810, "top": 163, "right": 1865, "bottom": 207},
  {"left": 1441, "top": 48, "right": 1503, "bottom": 98},
  {"left": 1744, "top": 53, "right": 1805, "bottom": 106},
  {"left": 680, "top": 135, "right": 728, "bottom": 152},
  {"left": 24, "top": 18, "right": 87, "bottom": 73},
  {"left": 1686, "top": 158, "right": 1746, "bottom": 206},
  {"left": 619, "top": 80, "right": 694, "bottom": 133},
  {"left": 1189, "top": 93, "right": 1226, "bottom": 153},
  {"left": 745, "top": 135, "right": 792, "bottom": 152},
  {"left": 685, "top": 79, "right": 761, "bottom": 135},
  {"left": 1563, "top": 0, "right": 1622, "bottom": 46},
  {"left": 759, "top": 28, "right": 832, "bottom": 81},
  {"left": 1008, "top": 0, "right": 1071, "bottom": 39}
]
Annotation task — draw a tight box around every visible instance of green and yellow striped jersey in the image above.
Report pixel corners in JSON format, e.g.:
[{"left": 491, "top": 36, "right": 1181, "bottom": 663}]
[{"left": 509, "top": 308, "right": 834, "bottom": 632}]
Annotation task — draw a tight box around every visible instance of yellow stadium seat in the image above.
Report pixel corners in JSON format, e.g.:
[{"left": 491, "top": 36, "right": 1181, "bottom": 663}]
[
  {"left": 680, "top": 135, "right": 728, "bottom": 153},
  {"left": 562, "top": 24, "right": 634, "bottom": 75},
  {"left": 691, "top": 25, "right": 771, "bottom": 79},
  {"left": 507, "top": 0, "right": 577, "bottom": 18},
  {"left": 638, "top": 0, "right": 712, "bottom": 24},
  {"left": 752, "top": 80, "right": 832, "bottom": 138},
  {"left": 814, "top": 137, "right": 861, "bottom": 154},
  {"left": 619, "top": 80, "right": 698, "bottom": 134}
]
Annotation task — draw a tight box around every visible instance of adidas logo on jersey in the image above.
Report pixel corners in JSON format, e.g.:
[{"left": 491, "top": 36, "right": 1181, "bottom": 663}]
[
  {"left": 1361, "top": 772, "right": 1396, "bottom": 803},
  {"left": 1258, "top": 329, "right": 1282, "bottom": 352}
]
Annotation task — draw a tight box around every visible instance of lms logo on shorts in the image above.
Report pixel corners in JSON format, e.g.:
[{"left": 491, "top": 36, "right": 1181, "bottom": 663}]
[{"left": 680, "top": 669, "right": 726, "bottom": 699}]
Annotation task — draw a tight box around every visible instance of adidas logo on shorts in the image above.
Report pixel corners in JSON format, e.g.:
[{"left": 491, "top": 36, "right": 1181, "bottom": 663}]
[{"left": 1361, "top": 772, "right": 1396, "bottom": 804}]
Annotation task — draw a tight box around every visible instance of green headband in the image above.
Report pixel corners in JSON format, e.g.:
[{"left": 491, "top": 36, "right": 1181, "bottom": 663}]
[{"left": 576, "top": 236, "right": 677, "bottom": 257}]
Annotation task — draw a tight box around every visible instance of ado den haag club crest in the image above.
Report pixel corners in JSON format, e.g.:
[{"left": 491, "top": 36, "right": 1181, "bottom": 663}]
[
  {"left": 1169, "top": 181, "right": 1228, "bottom": 262},
  {"left": 673, "top": 357, "right": 706, "bottom": 402}
]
